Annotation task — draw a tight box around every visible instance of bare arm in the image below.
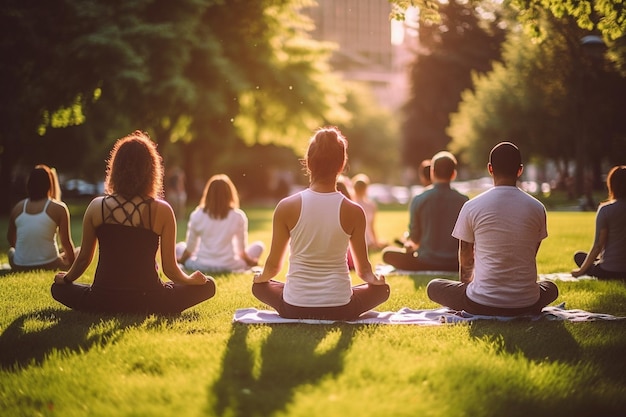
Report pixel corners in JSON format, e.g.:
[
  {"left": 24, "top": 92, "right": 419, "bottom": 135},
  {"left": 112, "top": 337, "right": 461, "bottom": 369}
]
[
  {"left": 572, "top": 228, "right": 607, "bottom": 277},
  {"left": 343, "top": 200, "right": 385, "bottom": 285},
  {"left": 55, "top": 202, "right": 76, "bottom": 265},
  {"left": 54, "top": 198, "right": 100, "bottom": 284},
  {"left": 459, "top": 240, "right": 474, "bottom": 284},
  {"left": 157, "top": 201, "right": 209, "bottom": 285},
  {"left": 253, "top": 199, "right": 292, "bottom": 283}
]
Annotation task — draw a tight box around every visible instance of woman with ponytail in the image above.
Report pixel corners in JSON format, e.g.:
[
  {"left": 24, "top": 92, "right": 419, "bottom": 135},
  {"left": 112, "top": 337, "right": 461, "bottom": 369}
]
[{"left": 252, "top": 126, "right": 389, "bottom": 320}]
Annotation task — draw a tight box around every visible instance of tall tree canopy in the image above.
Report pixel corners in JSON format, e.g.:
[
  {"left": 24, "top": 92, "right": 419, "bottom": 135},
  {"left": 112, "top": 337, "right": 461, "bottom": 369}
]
[
  {"left": 0, "top": 0, "right": 346, "bottom": 212},
  {"left": 448, "top": 11, "right": 626, "bottom": 189},
  {"left": 400, "top": 0, "right": 505, "bottom": 170}
]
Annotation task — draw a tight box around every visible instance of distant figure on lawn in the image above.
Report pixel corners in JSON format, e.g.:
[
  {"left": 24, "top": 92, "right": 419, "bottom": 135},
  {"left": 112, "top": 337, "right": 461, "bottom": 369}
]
[
  {"left": 252, "top": 126, "right": 390, "bottom": 320},
  {"left": 51, "top": 131, "right": 215, "bottom": 315},
  {"left": 418, "top": 159, "right": 432, "bottom": 188},
  {"left": 427, "top": 142, "right": 559, "bottom": 315},
  {"left": 7, "top": 164, "right": 78, "bottom": 271},
  {"left": 351, "top": 173, "right": 386, "bottom": 251},
  {"left": 382, "top": 151, "right": 468, "bottom": 272},
  {"left": 336, "top": 175, "right": 355, "bottom": 271},
  {"left": 176, "top": 174, "right": 264, "bottom": 273},
  {"left": 165, "top": 166, "right": 187, "bottom": 220},
  {"left": 572, "top": 165, "right": 626, "bottom": 280}
]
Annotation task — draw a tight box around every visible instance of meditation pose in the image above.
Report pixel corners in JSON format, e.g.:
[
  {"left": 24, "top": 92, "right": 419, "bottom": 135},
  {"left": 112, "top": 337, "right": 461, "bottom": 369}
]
[
  {"left": 7, "top": 165, "right": 77, "bottom": 271},
  {"left": 427, "top": 142, "right": 559, "bottom": 315},
  {"left": 252, "top": 126, "right": 390, "bottom": 320},
  {"left": 382, "top": 151, "right": 468, "bottom": 272},
  {"left": 51, "top": 131, "right": 215, "bottom": 315},
  {"left": 176, "top": 174, "right": 264, "bottom": 273},
  {"left": 572, "top": 165, "right": 626, "bottom": 279}
]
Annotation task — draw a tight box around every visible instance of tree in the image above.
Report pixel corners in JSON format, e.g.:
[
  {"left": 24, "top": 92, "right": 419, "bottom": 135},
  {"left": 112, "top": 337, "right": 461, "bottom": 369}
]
[
  {"left": 0, "top": 0, "right": 348, "bottom": 213},
  {"left": 339, "top": 83, "right": 400, "bottom": 183},
  {"left": 448, "top": 12, "right": 626, "bottom": 191},
  {"left": 400, "top": 0, "right": 505, "bottom": 171}
]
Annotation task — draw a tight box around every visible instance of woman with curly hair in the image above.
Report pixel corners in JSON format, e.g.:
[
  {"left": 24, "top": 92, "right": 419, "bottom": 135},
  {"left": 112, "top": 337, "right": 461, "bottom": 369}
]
[
  {"left": 252, "top": 126, "right": 389, "bottom": 320},
  {"left": 51, "top": 131, "right": 216, "bottom": 314},
  {"left": 176, "top": 174, "right": 264, "bottom": 273}
]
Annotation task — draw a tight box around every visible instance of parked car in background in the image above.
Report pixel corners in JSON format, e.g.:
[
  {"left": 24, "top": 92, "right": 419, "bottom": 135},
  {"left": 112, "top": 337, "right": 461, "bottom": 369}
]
[{"left": 62, "top": 179, "right": 103, "bottom": 198}]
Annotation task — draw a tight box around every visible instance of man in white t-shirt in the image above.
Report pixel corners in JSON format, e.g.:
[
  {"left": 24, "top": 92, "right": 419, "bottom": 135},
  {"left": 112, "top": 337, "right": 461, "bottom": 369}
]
[{"left": 426, "top": 142, "right": 558, "bottom": 315}]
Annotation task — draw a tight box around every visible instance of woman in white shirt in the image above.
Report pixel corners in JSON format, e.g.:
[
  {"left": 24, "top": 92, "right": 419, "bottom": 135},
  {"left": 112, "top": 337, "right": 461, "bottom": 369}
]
[
  {"left": 177, "top": 174, "right": 264, "bottom": 273},
  {"left": 252, "top": 126, "right": 389, "bottom": 320}
]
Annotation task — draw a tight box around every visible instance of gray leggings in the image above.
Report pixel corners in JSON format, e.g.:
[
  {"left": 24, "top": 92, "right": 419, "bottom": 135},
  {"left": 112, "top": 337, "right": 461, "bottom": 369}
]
[{"left": 426, "top": 278, "right": 559, "bottom": 316}]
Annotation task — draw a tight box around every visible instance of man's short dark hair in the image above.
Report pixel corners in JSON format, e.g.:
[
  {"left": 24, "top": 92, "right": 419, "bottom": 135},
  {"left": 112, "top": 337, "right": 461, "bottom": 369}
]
[
  {"left": 489, "top": 142, "right": 521, "bottom": 178},
  {"left": 431, "top": 151, "right": 457, "bottom": 181}
]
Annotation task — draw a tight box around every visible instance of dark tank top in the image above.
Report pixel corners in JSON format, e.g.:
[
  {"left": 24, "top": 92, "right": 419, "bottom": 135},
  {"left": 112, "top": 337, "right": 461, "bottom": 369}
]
[{"left": 92, "top": 195, "right": 163, "bottom": 291}]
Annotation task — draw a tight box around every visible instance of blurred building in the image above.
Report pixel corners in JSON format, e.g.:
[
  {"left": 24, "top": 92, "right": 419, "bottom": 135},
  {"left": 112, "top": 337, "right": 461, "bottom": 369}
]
[{"left": 302, "top": 0, "right": 413, "bottom": 110}]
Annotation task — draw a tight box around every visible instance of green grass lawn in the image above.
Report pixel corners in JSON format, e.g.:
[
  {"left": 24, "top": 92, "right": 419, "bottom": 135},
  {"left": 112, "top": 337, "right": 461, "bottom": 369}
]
[{"left": 1, "top": 206, "right": 625, "bottom": 417}]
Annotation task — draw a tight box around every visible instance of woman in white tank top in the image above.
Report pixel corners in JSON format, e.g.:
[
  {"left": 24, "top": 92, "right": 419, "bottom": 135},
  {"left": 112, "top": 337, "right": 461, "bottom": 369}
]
[
  {"left": 7, "top": 165, "right": 77, "bottom": 271},
  {"left": 252, "top": 126, "right": 389, "bottom": 320}
]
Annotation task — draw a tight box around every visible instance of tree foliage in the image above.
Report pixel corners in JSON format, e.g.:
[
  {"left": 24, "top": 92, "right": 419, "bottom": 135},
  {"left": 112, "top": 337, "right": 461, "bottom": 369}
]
[
  {"left": 400, "top": 0, "right": 506, "bottom": 170},
  {"left": 339, "top": 83, "right": 400, "bottom": 183},
  {"left": 448, "top": 12, "right": 626, "bottom": 184},
  {"left": 0, "top": 0, "right": 347, "bottom": 212}
]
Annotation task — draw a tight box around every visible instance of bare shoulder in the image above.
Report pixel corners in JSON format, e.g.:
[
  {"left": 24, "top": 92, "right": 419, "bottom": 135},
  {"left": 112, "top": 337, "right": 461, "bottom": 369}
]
[
  {"left": 341, "top": 197, "right": 365, "bottom": 216},
  {"left": 152, "top": 198, "right": 176, "bottom": 224},
  {"left": 85, "top": 196, "right": 105, "bottom": 212},
  {"left": 49, "top": 199, "right": 70, "bottom": 212},
  {"left": 275, "top": 193, "right": 301, "bottom": 211},
  {"left": 82, "top": 196, "right": 106, "bottom": 222},
  {"left": 274, "top": 193, "right": 301, "bottom": 228},
  {"left": 9, "top": 199, "right": 26, "bottom": 219},
  {"left": 153, "top": 198, "right": 175, "bottom": 213}
]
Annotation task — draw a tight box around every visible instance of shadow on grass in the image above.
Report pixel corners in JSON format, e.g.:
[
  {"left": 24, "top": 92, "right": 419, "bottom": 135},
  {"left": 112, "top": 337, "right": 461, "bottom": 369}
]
[
  {"left": 210, "top": 323, "right": 357, "bottom": 417},
  {"left": 0, "top": 308, "right": 184, "bottom": 371},
  {"left": 406, "top": 274, "right": 455, "bottom": 291},
  {"left": 469, "top": 321, "right": 581, "bottom": 363}
]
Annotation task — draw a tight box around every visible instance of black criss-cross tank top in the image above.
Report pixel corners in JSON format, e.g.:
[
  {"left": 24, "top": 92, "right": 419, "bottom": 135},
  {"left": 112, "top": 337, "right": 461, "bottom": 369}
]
[{"left": 91, "top": 195, "right": 163, "bottom": 292}]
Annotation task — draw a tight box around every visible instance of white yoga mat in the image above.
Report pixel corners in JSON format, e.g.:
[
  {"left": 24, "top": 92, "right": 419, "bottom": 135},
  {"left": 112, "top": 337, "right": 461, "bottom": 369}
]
[
  {"left": 233, "top": 303, "right": 625, "bottom": 325},
  {"left": 376, "top": 266, "right": 596, "bottom": 282}
]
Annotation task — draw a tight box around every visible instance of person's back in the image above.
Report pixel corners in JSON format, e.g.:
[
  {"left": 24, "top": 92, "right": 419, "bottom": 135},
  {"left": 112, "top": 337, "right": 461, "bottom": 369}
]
[
  {"left": 426, "top": 142, "right": 558, "bottom": 316},
  {"left": 51, "top": 131, "right": 215, "bottom": 315},
  {"left": 182, "top": 207, "right": 254, "bottom": 271},
  {"left": 410, "top": 183, "right": 468, "bottom": 266},
  {"left": 93, "top": 195, "right": 162, "bottom": 292},
  {"left": 284, "top": 189, "right": 352, "bottom": 307},
  {"left": 251, "top": 126, "right": 389, "bottom": 321},
  {"left": 596, "top": 199, "right": 626, "bottom": 272},
  {"left": 572, "top": 165, "right": 626, "bottom": 279},
  {"left": 177, "top": 174, "right": 264, "bottom": 272},
  {"left": 8, "top": 165, "right": 76, "bottom": 271},
  {"left": 455, "top": 186, "right": 546, "bottom": 307},
  {"left": 382, "top": 151, "right": 468, "bottom": 271},
  {"left": 12, "top": 199, "right": 59, "bottom": 266}
]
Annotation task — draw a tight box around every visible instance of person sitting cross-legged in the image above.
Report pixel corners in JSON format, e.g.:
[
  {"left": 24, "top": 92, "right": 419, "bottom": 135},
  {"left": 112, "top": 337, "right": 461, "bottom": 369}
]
[
  {"left": 382, "top": 151, "right": 468, "bottom": 272},
  {"left": 51, "top": 131, "right": 216, "bottom": 315},
  {"left": 251, "top": 126, "right": 390, "bottom": 321},
  {"left": 426, "top": 142, "right": 558, "bottom": 316}
]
